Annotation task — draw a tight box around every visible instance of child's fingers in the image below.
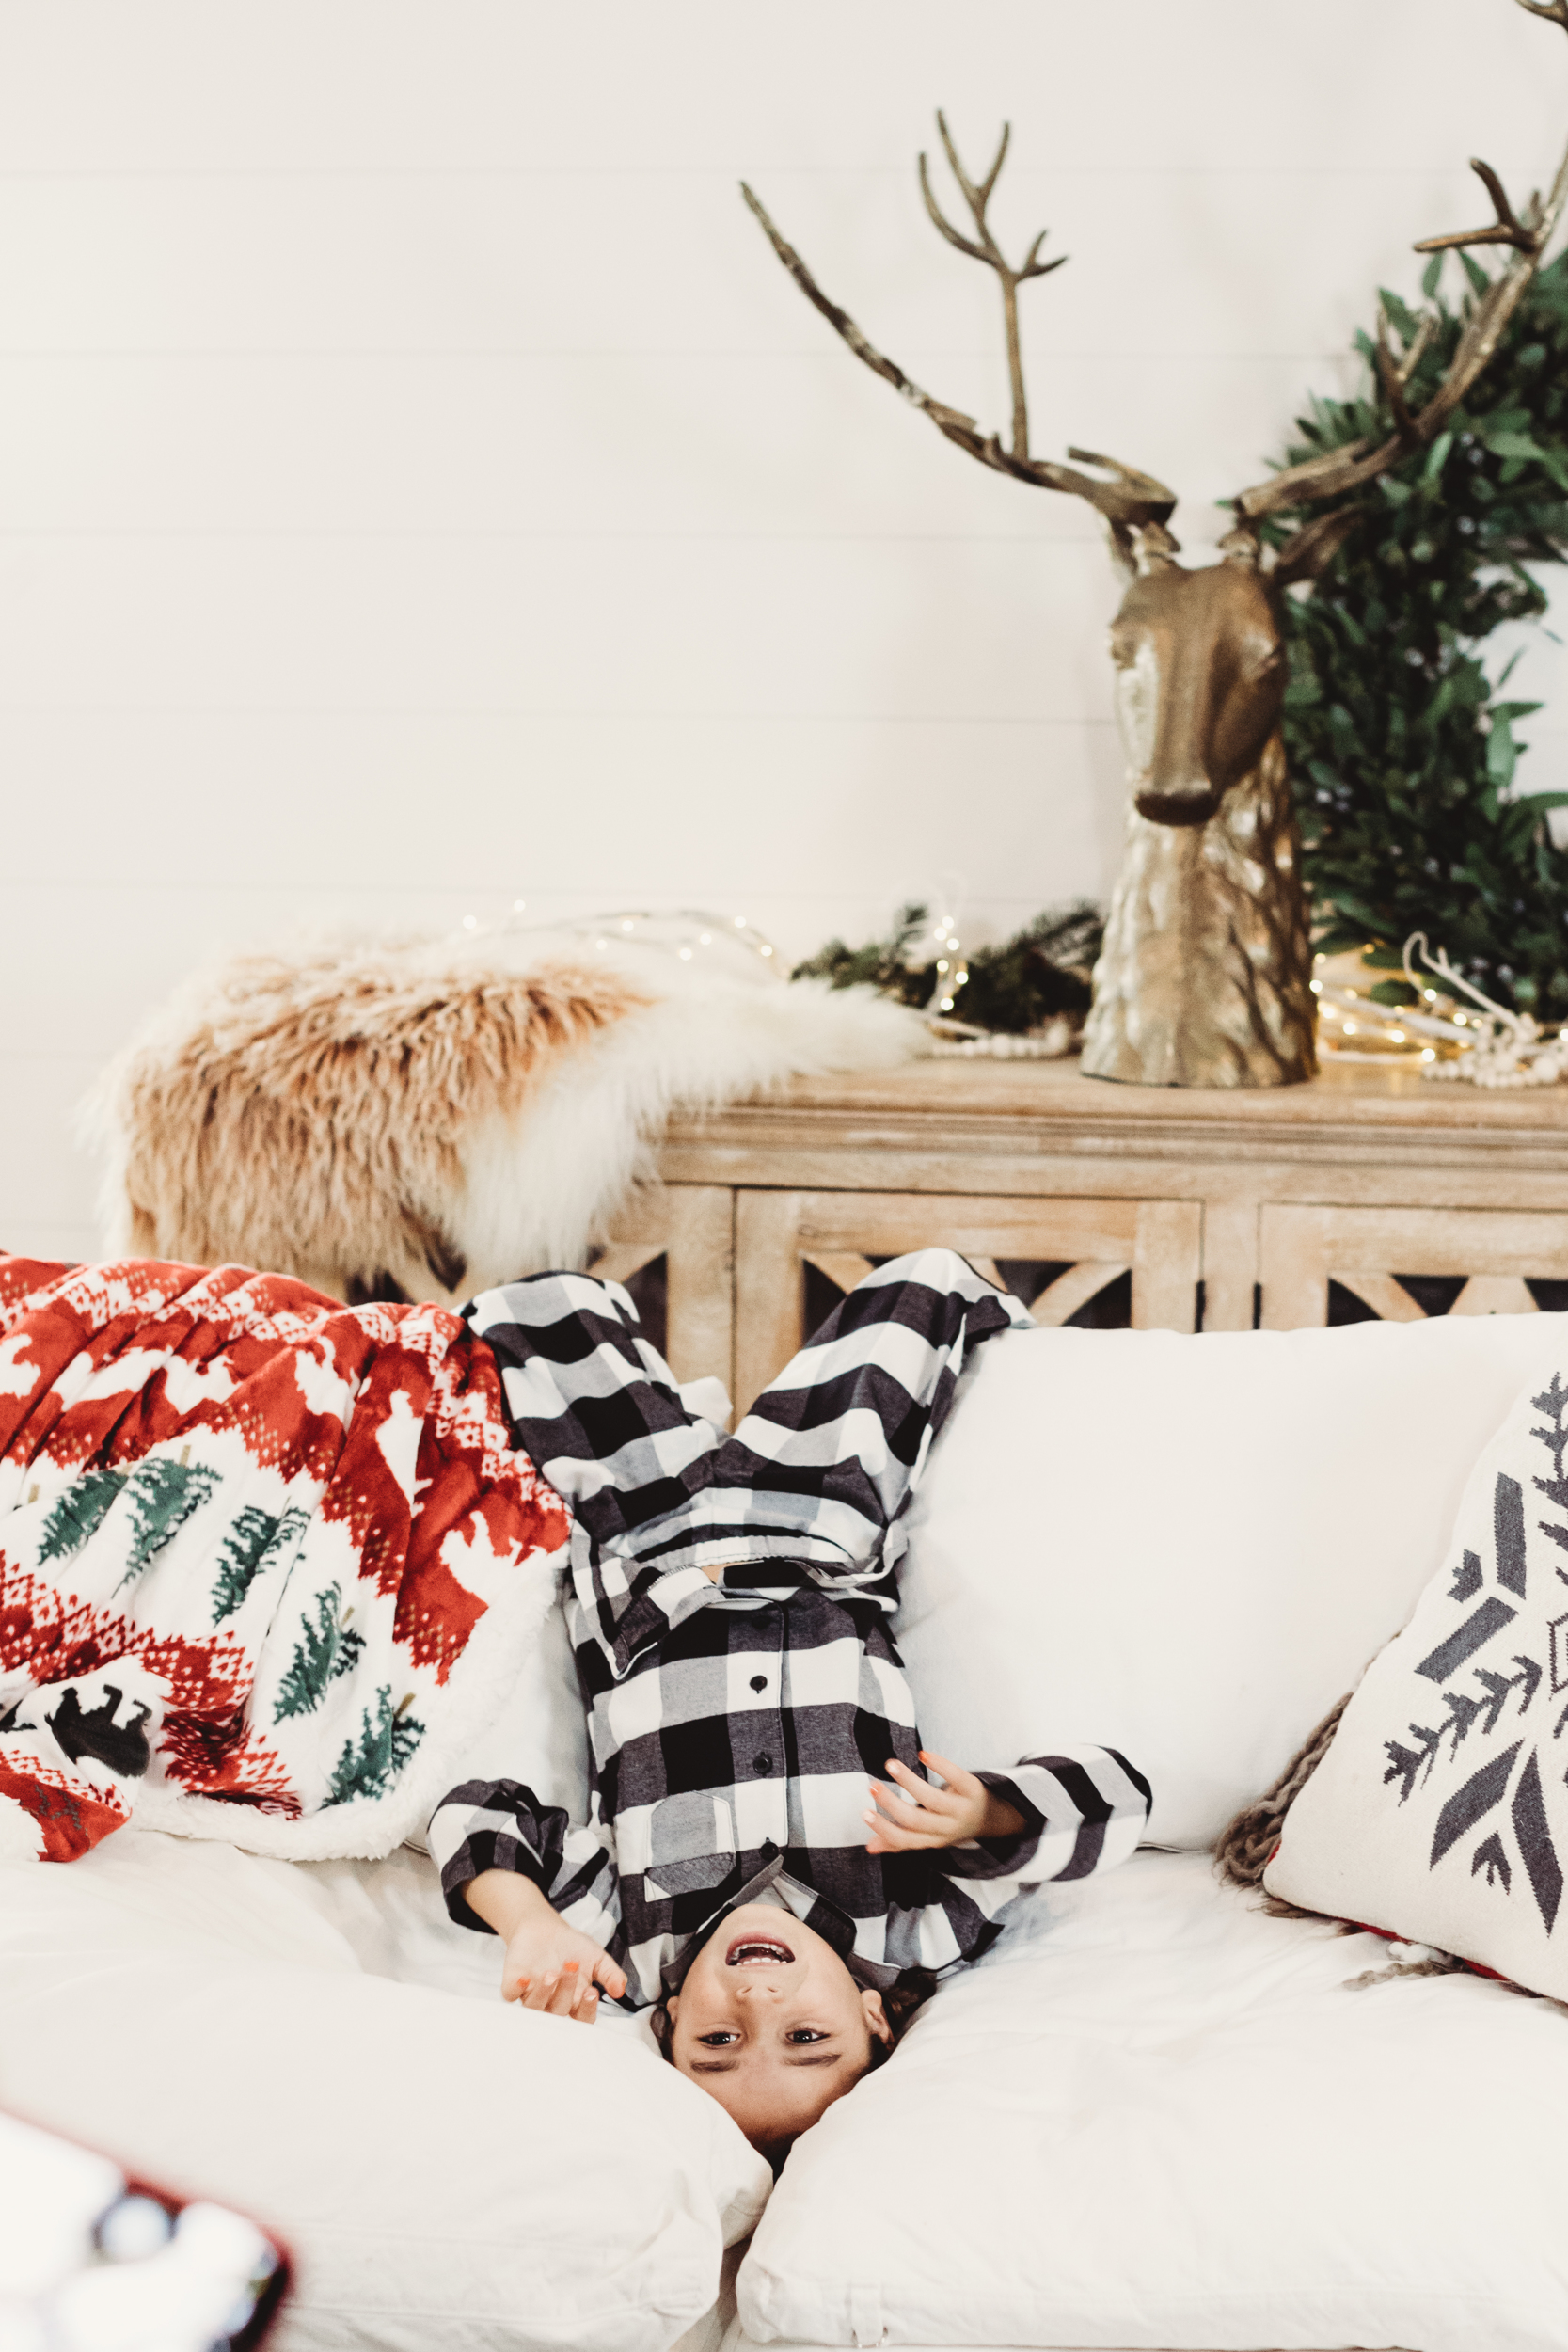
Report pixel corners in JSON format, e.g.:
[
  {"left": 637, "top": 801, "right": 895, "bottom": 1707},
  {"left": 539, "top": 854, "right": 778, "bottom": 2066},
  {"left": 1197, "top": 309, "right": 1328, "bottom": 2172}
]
[
  {"left": 868, "top": 1779, "right": 948, "bottom": 1836},
  {"left": 864, "top": 1824, "right": 912, "bottom": 1853},
  {"left": 863, "top": 1797, "right": 942, "bottom": 1851},
  {"left": 544, "top": 1963, "right": 582, "bottom": 2016},
  {"left": 918, "top": 1749, "right": 982, "bottom": 1798},
  {"left": 864, "top": 1819, "right": 939, "bottom": 1853},
  {"left": 884, "top": 1758, "right": 962, "bottom": 1814}
]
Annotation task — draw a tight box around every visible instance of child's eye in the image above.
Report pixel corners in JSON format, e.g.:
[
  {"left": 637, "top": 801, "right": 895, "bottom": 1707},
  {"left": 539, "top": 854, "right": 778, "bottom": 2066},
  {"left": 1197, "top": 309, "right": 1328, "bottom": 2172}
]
[
  {"left": 698, "top": 2030, "right": 739, "bottom": 2046},
  {"left": 785, "top": 2028, "right": 830, "bottom": 2044}
]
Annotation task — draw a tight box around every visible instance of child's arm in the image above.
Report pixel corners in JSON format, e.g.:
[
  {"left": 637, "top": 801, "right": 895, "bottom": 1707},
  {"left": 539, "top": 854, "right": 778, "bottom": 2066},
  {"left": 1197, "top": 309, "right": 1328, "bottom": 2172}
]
[
  {"left": 864, "top": 1746, "right": 1151, "bottom": 1882},
  {"left": 428, "top": 1778, "right": 630, "bottom": 2014},
  {"left": 465, "top": 1867, "right": 627, "bottom": 2016}
]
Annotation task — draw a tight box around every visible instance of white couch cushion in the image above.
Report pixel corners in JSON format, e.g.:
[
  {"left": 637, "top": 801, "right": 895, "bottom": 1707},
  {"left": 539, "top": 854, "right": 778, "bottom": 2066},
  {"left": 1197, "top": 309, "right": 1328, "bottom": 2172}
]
[
  {"left": 737, "top": 1850, "right": 1568, "bottom": 2350},
  {"left": 445, "top": 1576, "right": 593, "bottom": 1820},
  {"left": 0, "top": 1831, "right": 770, "bottom": 2352},
  {"left": 895, "top": 1313, "right": 1562, "bottom": 1847}
]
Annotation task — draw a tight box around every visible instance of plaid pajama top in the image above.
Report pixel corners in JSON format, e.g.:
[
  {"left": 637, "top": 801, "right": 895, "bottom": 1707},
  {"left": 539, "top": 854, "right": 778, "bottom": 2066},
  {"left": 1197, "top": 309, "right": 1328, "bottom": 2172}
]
[{"left": 428, "top": 1251, "right": 1151, "bottom": 2009}]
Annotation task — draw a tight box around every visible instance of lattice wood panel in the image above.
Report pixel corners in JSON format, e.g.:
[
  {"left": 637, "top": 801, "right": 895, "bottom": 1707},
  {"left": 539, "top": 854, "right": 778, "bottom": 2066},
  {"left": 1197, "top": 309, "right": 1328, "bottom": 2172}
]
[
  {"left": 1260, "top": 1204, "right": 1568, "bottom": 1329},
  {"left": 594, "top": 1184, "right": 735, "bottom": 1390},
  {"left": 734, "top": 1190, "right": 1201, "bottom": 1412}
]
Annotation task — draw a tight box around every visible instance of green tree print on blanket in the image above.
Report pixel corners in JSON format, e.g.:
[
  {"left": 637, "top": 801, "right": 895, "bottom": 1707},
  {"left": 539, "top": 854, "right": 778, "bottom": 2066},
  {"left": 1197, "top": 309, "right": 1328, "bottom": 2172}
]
[
  {"left": 211, "top": 1503, "right": 310, "bottom": 1624},
  {"left": 115, "top": 1459, "right": 222, "bottom": 1589},
  {"left": 39, "top": 1470, "right": 128, "bottom": 1562},
  {"left": 273, "top": 1583, "right": 366, "bottom": 1720},
  {"left": 323, "top": 1685, "right": 425, "bottom": 1808}
]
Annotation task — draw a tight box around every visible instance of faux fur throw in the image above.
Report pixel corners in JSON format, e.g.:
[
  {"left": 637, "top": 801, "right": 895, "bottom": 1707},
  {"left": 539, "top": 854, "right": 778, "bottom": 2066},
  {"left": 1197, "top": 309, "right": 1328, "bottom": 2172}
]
[
  {"left": 86, "top": 930, "right": 922, "bottom": 1302},
  {"left": 0, "top": 1253, "right": 568, "bottom": 1865}
]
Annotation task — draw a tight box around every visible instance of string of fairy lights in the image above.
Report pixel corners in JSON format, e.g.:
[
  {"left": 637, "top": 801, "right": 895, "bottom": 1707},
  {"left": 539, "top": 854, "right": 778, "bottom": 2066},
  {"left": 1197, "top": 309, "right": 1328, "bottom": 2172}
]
[
  {"left": 452, "top": 900, "right": 973, "bottom": 992},
  {"left": 458, "top": 901, "right": 781, "bottom": 970},
  {"left": 1313, "top": 936, "right": 1568, "bottom": 1088},
  {"left": 447, "top": 902, "right": 1565, "bottom": 1085}
]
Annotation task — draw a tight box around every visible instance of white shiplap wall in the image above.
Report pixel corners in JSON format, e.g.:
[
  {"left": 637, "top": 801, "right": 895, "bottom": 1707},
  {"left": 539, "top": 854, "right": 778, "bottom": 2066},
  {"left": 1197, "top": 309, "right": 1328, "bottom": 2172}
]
[{"left": 5, "top": 0, "right": 1566, "bottom": 1259}]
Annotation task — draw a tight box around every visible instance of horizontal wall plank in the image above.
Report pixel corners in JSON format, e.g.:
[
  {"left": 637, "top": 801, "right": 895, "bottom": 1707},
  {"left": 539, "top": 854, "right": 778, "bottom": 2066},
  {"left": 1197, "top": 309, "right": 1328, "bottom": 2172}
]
[
  {"left": 0, "top": 532, "right": 1137, "bottom": 720},
  {"left": 0, "top": 707, "right": 1119, "bottom": 905},
  {"left": 0, "top": 1, "right": 1546, "bottom": 179},
  {"left": 1, "top": 1056, "right": 105, "bottom": 1232},
  {"left": 0, "top": 350, "right": 1363, "bottom": 545}
]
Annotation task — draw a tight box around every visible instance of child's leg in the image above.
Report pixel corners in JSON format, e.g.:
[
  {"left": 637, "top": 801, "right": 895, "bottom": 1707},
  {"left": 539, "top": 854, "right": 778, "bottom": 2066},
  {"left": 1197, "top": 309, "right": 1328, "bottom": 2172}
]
[
  {"left": 624, "top": 1249, "right": 1032, "bottom": 1592},
  {"left": 462, "top": 1270, "right": 724, "bottom": 1556}
]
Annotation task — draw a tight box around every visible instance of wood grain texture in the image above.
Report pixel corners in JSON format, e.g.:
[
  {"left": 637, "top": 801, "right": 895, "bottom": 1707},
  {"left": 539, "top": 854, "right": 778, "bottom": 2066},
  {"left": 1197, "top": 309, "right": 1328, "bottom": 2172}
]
[{"left": 618, "top": 1058, "right": 1568, "bottom": 1389}]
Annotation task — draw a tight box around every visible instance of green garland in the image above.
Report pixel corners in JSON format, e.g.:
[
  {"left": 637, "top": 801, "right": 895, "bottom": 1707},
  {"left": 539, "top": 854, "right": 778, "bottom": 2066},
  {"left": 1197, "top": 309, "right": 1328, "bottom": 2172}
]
[
  {"left": 1275, "top": 248, "right": 1568, "bottom": 1013},
  {"left": 792, "top": 901, "right": 1101, "bottom": 1031}
]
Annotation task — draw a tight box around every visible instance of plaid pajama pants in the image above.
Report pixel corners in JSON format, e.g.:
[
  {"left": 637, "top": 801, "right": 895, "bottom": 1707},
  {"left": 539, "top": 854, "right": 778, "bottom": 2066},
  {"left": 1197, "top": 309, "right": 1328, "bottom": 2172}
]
[{"left": 462, "top": 1247, "right": 1035, "bottom": 1670}]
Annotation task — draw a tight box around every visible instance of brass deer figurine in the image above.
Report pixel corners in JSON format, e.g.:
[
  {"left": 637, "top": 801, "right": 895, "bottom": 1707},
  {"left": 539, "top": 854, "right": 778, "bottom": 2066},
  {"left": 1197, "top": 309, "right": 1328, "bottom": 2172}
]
[{"left": 742, "top": 0, "right": 1568, "bottom": 1086}]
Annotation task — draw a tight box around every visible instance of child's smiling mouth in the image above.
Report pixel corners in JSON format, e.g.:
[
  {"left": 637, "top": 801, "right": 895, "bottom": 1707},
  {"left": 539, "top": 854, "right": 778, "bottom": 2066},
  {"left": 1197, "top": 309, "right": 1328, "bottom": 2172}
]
[{"left": 725, "top": 1932, "right": 795, "bottom": 1966}]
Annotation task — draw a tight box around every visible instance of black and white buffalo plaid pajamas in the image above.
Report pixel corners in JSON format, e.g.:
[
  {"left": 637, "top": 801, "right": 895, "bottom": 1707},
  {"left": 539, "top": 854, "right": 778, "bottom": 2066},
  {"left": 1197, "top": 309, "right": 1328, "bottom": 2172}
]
[{"left": 429, "top": 1248, "right": 1150, "bottom": 2009}]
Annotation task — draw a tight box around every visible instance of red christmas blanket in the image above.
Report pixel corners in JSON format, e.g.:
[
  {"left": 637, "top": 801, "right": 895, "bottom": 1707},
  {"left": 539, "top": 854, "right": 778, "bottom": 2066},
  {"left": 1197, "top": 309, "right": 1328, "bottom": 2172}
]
[{"left": 0, "top": 1255, "right": 568, "bottom": 1864}]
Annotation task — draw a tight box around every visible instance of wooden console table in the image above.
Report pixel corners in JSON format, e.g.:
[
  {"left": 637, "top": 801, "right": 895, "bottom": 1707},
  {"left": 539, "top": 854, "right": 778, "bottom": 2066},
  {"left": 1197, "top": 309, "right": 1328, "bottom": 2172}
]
[{"left": 595, "top": 1057, "right": 1568, "bottom": 1411}]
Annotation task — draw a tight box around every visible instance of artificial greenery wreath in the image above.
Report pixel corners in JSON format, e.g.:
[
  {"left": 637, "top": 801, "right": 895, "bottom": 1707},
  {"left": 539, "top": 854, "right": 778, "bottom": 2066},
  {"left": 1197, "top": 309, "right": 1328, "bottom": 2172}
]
[{"left": 1277, "top": 246, "right": 1568, "bottom": 1015}]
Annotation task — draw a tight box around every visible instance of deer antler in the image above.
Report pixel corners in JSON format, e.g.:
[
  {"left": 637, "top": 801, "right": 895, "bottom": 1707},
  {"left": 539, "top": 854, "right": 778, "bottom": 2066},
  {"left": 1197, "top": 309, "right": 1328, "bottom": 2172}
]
[
  {"left": 1236, "top": 0, "right": 1568, "bottom": 529},
  {"left": 918, "top": 112, "right": 1066, "bottom": 459},
  {"left": 1417, "top": 157, "right": 1543, "bottom": 255},
  {"left": 738, "top": 166, "right": 1176, "bottom": 551}
]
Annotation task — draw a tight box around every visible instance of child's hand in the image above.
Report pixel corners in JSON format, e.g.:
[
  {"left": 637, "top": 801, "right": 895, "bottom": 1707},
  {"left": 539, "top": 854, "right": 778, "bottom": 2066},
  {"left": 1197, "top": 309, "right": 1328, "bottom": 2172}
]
[
  {"left": 500, "top": 1915, "right": 627, "bottom": 2020},
  {"left": 465, "top": 1868, "right": 627, "bottom": 2020},
  {"left": 863, "top": 1751, "right": 1026, "bottom": 1854}
]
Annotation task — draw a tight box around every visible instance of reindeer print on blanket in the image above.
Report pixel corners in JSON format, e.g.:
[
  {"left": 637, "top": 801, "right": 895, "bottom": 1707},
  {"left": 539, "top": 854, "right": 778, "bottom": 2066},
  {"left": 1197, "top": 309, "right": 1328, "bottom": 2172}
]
[
  {"left": 0, "top": 1255, "right": 568, "bottom": 1865},
  {"left": 1267, "top": 1354, "right": 1568, "bottom": 1997}
]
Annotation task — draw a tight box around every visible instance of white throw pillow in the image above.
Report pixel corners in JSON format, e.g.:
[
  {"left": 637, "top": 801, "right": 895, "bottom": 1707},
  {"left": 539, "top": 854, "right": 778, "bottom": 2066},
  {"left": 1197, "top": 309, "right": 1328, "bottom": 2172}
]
[
  {"left": 1266, "top": 1341, "right": 1568, "bottom": 1994},
  {"left": 895, "top": 1313, "right": 1565, "bottom": 1849},
  {"left": 738, "top": 1850, "right": 1568, "bottom": 2351},
  {"left": 0, "top": 1830, "right": 769, "bottom": 2352}
]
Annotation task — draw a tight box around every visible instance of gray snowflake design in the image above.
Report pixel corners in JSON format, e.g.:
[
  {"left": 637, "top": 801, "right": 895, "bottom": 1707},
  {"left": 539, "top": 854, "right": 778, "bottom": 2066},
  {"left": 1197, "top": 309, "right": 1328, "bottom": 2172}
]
[{"left": 1383, "top": 1371, "right": 1568, "bottom": 1934}]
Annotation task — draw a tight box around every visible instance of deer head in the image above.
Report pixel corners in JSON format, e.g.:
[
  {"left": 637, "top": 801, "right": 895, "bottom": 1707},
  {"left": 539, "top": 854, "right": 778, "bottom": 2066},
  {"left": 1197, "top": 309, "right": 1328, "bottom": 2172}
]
[{"left": 741, "top": 0, "right": 1568, "bottom": 1082}]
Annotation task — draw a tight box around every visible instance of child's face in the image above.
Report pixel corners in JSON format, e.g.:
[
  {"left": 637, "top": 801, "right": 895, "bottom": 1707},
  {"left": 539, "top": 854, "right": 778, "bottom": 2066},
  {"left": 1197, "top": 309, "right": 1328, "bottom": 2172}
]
[{"left": 667, "top": 1902, "right": 891, "bottom": 2153}]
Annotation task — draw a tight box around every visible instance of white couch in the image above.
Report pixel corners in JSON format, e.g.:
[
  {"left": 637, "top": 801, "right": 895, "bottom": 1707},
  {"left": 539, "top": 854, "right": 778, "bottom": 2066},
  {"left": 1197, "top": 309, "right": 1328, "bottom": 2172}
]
[{"left": 6, "top": 1311, "right": 1568, "bottom": 2352}]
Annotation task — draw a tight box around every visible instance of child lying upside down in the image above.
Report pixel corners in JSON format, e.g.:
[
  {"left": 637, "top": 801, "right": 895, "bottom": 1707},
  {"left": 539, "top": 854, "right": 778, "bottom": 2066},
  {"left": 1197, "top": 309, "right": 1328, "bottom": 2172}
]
[{"left": 428, "top": 1249, "right": 1149, "bottom": 2159}]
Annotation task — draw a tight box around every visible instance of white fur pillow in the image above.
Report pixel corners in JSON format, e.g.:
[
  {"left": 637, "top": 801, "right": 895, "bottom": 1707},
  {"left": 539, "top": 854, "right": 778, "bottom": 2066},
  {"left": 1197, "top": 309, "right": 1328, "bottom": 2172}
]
[
  {"left": 86, "top": 931, "right": 919, "bottom": 1301},
  {"left": 1267, "top": 1343, "right": 1568, "bottom": 1997}
]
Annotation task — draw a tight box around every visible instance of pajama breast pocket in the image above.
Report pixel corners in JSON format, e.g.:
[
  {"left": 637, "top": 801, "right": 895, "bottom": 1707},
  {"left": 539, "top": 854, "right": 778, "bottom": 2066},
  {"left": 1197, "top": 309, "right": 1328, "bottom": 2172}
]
[{"left": 641, "top": 1791, "right": 737, "bottom": 1898}]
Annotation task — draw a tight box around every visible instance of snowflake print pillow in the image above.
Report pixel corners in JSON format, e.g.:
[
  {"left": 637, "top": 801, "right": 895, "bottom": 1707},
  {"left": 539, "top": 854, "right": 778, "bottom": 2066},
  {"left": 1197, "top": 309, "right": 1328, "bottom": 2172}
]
[{"left": 1266, "top": 1351, "right": 1568, "bottom": 1998}]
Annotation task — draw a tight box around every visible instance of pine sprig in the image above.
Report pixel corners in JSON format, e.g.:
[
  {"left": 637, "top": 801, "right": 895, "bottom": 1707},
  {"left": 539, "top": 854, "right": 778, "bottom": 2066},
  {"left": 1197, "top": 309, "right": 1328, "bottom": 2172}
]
[
  {"left": 1265, "top": 248, "right": 1568, "bottom": 1014},
  {"left": 794, "top": 900, "right": 1102, "bottom": 1033}
]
